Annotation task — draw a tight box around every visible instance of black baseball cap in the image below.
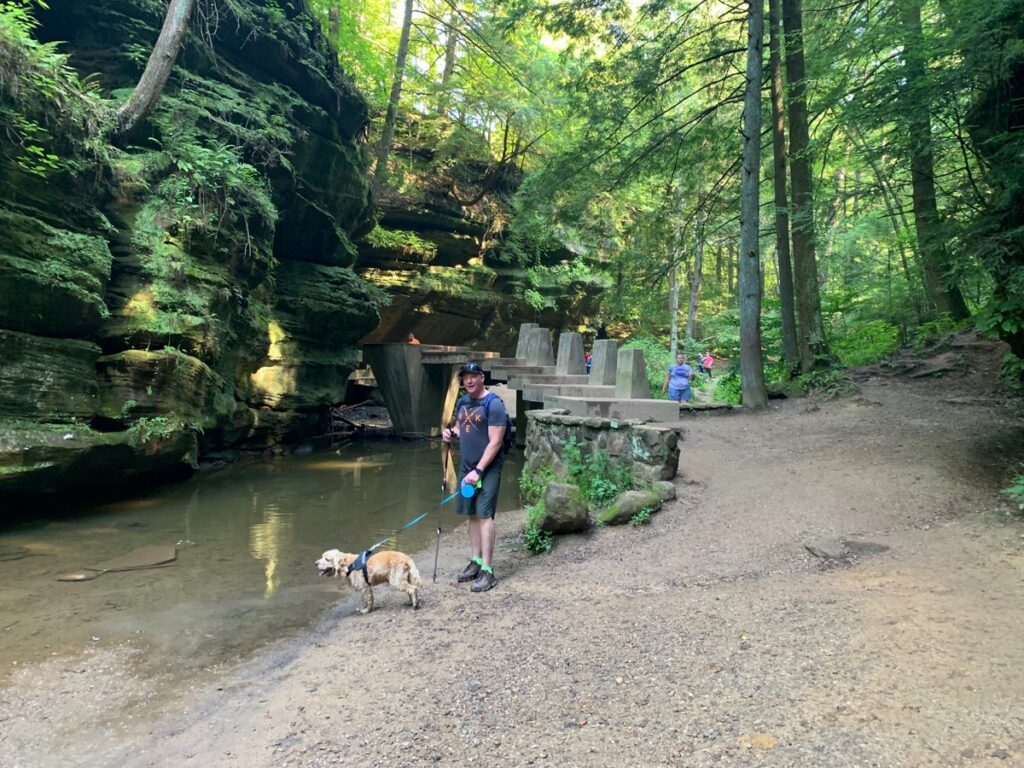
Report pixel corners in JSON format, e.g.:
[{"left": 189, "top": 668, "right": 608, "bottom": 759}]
[{"left": 459, "top": 361, "right": 484, "bottom": 376}]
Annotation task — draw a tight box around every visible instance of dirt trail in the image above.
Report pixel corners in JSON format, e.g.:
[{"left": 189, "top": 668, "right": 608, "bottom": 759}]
[{"left": 3, "top": 334, "right": 1024, "bottom": 767}]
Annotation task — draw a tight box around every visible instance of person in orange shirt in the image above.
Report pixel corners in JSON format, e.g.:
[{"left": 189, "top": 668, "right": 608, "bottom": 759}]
[{"left": 407, "top": 332, "right": 421, "bottom": 345}]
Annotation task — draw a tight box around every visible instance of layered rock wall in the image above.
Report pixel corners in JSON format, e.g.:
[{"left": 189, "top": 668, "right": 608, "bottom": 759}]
[
  {"left": 355, "top": 129, "right": 606, "bottom": 355},
  {"left": 0, "top": 0, "right": 378, "bottom": 497}
]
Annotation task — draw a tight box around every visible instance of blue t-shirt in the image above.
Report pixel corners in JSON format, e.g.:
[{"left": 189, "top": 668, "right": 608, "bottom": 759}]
[
  {"left": 455, "top": 392, "right": 508, "bottom": 474},
  {"left": 668, "top": 363, "right": 693, "bottom": 390}
]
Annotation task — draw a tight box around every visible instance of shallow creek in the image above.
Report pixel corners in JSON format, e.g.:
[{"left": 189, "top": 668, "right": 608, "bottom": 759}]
[{"left": 0, "top": 442, "right": 521, "bottom": 680}]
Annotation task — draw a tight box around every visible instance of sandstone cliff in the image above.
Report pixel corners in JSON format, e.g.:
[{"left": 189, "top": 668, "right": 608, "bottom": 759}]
[{"left": 0, "top": 0, "right": 378, "bottom": 496}]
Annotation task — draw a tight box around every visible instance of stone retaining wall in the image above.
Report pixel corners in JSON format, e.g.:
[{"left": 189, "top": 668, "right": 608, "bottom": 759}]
[{"left": 524, "top": 410, "right": 680, "bottom": 484}]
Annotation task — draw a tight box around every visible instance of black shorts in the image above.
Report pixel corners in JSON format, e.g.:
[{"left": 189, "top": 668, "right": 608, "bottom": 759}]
[{"left": 455, "top": 464, "right": 502, "bottom": 519}]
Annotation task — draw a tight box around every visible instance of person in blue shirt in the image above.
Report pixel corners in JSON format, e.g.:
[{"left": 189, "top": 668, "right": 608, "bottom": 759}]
[
  {"left": 441, "top": 362, "right": 507, "bottom": 593},
  {"left": 662, "top": 352, "right": 695, "bottom": 402}
]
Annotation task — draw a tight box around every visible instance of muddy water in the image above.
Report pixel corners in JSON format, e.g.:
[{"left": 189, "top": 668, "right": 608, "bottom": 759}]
[{"left": 0, "top": 442, "right": 521, "bottom": 679}]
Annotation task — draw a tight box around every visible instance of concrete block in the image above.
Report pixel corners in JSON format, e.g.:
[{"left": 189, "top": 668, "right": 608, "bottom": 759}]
[
  {"left": 516, "top": 323, "right": 538, "bottom": 359},
  {"left": 546, "top": 396, "right": 680, "bottom": 422},
  {"left": 508, "top": 374, "right": 590, "bottom": 388},
  {"left": 525, "top": 327, "right": 555, "bottom": 366},
  {"left": 615, "top": 347, "right": 650, "bottom": 398},
  {"left": 520, "top": 383, "right": 615, "bottom": 404},
  {"left": 555, "top": 332, "right": 586, "bottom": 375},
  {"left": 590, "top": 339, "right": 618, "bottom": 385}
]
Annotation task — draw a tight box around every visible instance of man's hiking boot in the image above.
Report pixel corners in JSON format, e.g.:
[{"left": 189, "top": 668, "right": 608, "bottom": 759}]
[
  {"left": 457, "top": 560, "right": 481, "bottom": 583},
  {"left": 470, "top": 569, "right": 497, "bottom": 593}
]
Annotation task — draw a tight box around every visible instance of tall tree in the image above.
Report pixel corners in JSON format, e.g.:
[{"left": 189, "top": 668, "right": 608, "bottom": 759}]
[
  {"left": 437, "top": 10, "right": 459, "bottom": 114},
  {"left": 768, "top": 0, "right": 799, "bottom": 370},
  {"left": 375, "top": 0, "right": 415, "bottom": 181},
  {"left": 667, "top": 192, "right": 684, "bottom": 360},
  {"left": 686, "top": 211, "right": 707, "bottom": 341},
  {"left": 896, "top": 0, "right": 969, "bottom": 319},
  {"left": 668, "top": 258, "right": 681, "bottom": 357},
  {"left": 739, "top": 0, "right": 768, "bottom": 409},
  {"left": 112, "top": 0, "right": 196, "bottom": 140},
  {"left": 782, "top": 0, "right": 828, "bottom": 371}
]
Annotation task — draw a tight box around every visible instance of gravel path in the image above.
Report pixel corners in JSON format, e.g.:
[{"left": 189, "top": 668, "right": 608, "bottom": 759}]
[{"left": 3, "top": 336, "right": 1023, "bottom": 767}]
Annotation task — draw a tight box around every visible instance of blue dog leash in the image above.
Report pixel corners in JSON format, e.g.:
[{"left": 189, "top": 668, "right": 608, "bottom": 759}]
[{"left": 347, "top": 488, "right": 463, "bottom": 580}]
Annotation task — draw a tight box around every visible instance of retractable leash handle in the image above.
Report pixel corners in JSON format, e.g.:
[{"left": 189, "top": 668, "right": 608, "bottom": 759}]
[{"left": 460, "top": 479, "right": 484, "bottom": 498}]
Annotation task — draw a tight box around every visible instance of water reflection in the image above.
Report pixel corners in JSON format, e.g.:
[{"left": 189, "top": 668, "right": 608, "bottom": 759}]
[
  {"left": 249, "top": 504, "right": 290, "bottom": 598},
  {"left": 0, "top": 442, "right": 521, "bottom": 675}
]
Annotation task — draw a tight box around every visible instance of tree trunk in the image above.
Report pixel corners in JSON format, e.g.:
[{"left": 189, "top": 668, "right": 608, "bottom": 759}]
[
  {"left": 437, "top": 11, "right": 459, "bottom": 114},
  {"left": 668, "top": 259, "right": 680, "bottom": 358},
  {"left": 375, "top": 0, "right": 415, "bottom": 182},
  {"left": 897, "top": 0, "right": 969, "bottom": 320},
  {"left": 739, "top": 0, "right": 768, "bottom": 409},
  {"left": 686, "top": 212, "right": 706, "bottom": 341},
  {"left": 782, "top": 0, "right": 829, "bottom": 372},
  {"left": 328, "top": 5, "right": 340, "bottom": 41},
  {"left": 728, "top": 241, "right": 737, "bottom": 295},
  {"left": 768, "top": 0, "right": 799, "bottom": 371},
  {"left": 846, "top": 126, "right": 924, "bottom": 318},
  {"left": 112, "top": 0, "right": 196, "bottom": 141}
]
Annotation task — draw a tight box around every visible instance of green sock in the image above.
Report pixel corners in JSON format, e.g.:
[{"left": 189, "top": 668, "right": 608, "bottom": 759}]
[
  {"left": 481, "top": 565, "right": 493, "bottom": 574},
  {"left": 472, "top": 557, "right": 483, "bottom": 566}
]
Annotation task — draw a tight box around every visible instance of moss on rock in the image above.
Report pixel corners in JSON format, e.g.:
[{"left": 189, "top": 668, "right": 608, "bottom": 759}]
[
  {"left": 0, "top": 207, "right": 112, "bottom": 337},
  {"left": 0, "top": 418, "right": 197, "bottom": 495},
  {"left": 0, "top": 330, "right": 101, "bottom": 421}
]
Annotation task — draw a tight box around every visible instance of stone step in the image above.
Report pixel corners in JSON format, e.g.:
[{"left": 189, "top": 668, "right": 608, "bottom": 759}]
[
  {"left": 487, "top": 365, "right": 557, "bottom": 381},
  {"left": 507, "top": 373, "right": 591, "bottom": 388},
  {"left": 545, "top": 395, "right": 681, "bottom": 422},
  {"left": 520, "top": 384, "right": 616, "bottom": 403}
]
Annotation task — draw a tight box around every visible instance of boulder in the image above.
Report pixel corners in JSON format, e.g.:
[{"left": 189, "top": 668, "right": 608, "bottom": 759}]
[
  {"left": 651, "top": 480, "right": 677, "bottom": 501},
  {"left": 538, "top": 482, "right": 589, "bottom": 534},
  {"left": 596, "top": 490, "right": 662, "bottom": 526}
]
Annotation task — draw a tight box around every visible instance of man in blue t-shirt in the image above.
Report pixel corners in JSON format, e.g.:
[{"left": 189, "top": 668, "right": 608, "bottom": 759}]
[
  {"left": 662, "top": 352, "right": 695, "bottom": 402},
  {"left": 441, "top": 361, "right": 508, "bottom": 593}
]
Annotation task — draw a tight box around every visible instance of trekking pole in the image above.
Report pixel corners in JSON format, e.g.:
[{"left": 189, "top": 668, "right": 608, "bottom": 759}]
[
  {"left": 441, "top": 417, "right": 454, "bottom": 496},
  {"left": 432, "top": 525, "right": 442, "bottom": 583},
  {"left": 441, "top": 442, "right": 450, "bottom": 496}
]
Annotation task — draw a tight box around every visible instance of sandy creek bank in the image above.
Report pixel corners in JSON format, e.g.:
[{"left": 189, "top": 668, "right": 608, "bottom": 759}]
[{"left": 2, "top": 338, "right": 1024, "bottom": 768}]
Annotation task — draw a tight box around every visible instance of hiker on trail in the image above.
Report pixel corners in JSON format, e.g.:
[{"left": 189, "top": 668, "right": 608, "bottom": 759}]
[
  {"left": 441, "top": 361, "right": 507, "bottom": 593},
  {"left": 702, "top": 352, "right": 714, "bottom": 378},
  {"left": 407, "top": 332, "right": 421, "bottom": 345},
  {"left": 662, "top": 352, "right": 695, "bottom": 403},
  {"left": 585, "top": 349, "right": 593, "bottom": 374}
]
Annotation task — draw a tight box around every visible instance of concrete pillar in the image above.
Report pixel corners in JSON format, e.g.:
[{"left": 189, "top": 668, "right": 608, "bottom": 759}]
[
  {"left": 615, "top": 347, "right": 651, "bottom": 399},
  {"left": 589, "top": 339, "right": 618, "bottom": 385},
  {"left": 515, "top": 389, "right": 528, "bottom": 448},
  {"left": 361, "top": 344, "right": 459, "bottom": 436},
  {"left": 524, "top": 327, "right": 555, "bottom": 366},
  {"left": 515, "top": 323, "right": 538, "bottom": 360},
  {"left": 555, "top": 332, "right": 586, "bottom": 374}
]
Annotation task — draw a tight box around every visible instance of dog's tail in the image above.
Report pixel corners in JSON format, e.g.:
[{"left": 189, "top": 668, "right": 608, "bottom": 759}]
[{"left": 408, "top": 560, "right": 422, "bottom": 588}]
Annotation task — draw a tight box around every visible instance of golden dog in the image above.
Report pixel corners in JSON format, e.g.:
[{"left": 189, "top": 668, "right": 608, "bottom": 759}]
[{"left": 315, "top": 549, "right": 421, "bottom": 613}]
